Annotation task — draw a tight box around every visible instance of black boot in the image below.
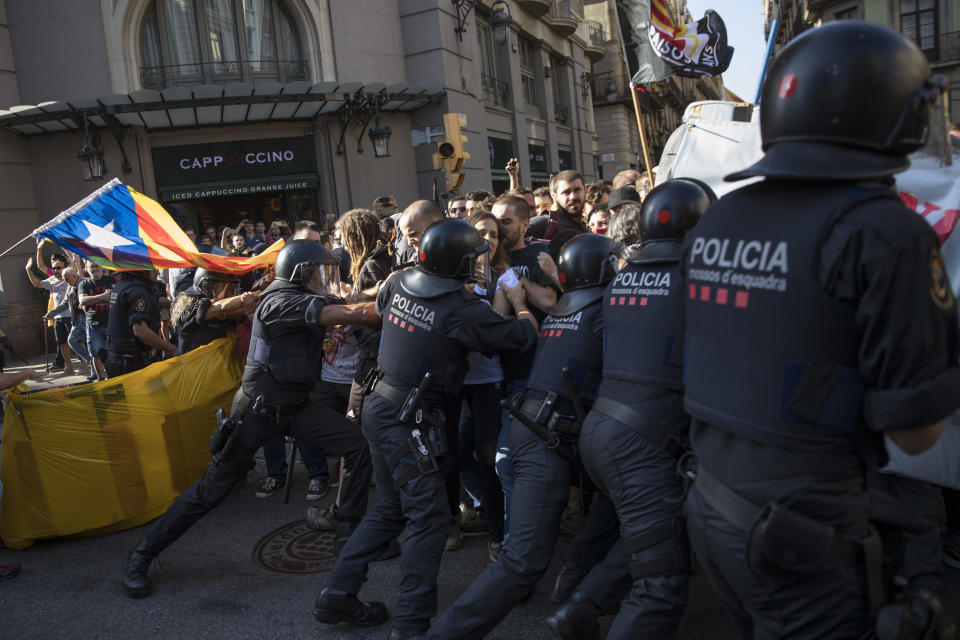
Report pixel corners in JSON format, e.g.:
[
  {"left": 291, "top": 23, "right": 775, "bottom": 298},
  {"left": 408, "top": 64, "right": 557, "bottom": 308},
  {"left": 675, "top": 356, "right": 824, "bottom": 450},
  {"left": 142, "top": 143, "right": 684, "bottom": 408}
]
[
  {"left": 313, "top": 590, "right": 389, "bottom": 627},
  {"left": 545, "top": 591, "right": 601, "bottom": 640},
  {"left": 548, "top": 561, "right": 588, "bottom": 604},
  {"left": 121, "top": 544, "right": 154, "bottom": 599}
]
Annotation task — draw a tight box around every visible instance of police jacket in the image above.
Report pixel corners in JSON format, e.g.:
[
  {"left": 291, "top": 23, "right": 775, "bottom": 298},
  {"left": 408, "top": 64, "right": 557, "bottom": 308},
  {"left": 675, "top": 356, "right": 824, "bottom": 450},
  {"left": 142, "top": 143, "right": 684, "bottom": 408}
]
[
  {"left": 682, "top": 181, "right": 960, "bottom": 470},
  {"left": 175, "top": 296, "right": 236, "bottom": 354},
  {"left": 375, "top": 272, "right": 536, "bottom": 401},
  {"left": 243, "top": 281, "right": 330, "bottom": 403},
  {"left": 526, "top": 287, "right": 605, "bottom": 412},
  {"left": 106, "top": 277, "right": 160, "bottom": 355}
]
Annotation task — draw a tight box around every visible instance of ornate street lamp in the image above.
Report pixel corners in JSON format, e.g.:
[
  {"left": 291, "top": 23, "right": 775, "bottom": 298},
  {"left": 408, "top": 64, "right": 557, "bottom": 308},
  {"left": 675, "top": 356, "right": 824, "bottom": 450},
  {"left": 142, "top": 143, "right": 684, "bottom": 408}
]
[
  {"left": 76, "top": 114, "right": 105, "bottom": 181},
  {"left": 490, "top": 1, "right": 513, "bottom": 46},
  {"left": 368, "top": 117, "right": 392, "bottom": 158}
]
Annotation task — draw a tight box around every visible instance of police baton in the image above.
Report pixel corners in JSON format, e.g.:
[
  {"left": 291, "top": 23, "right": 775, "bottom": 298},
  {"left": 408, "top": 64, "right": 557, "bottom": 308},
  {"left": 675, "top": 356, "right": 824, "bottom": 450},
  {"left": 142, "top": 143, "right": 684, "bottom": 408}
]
[{"left": 500, "top": 394, "right": 579, "bottom": 467}]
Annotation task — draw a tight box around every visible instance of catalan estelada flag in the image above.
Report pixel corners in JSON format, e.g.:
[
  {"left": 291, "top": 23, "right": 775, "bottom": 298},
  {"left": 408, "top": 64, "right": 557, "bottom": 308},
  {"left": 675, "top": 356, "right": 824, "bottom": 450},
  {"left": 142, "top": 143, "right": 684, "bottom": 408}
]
[{"left": 33, "top": 178, "right": 282, "bottom": 274}]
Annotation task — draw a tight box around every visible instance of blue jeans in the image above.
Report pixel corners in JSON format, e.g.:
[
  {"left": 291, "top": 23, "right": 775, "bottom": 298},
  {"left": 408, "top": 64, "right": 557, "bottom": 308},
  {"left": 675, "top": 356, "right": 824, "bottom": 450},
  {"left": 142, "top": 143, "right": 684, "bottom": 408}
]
[
  {"left": 496, "top": 379, "right": 527, "bottom": 540},
  {"left": 458, "top": 401, "right": 483, "bottom": 509},
  {"left": 262, "top": 435, "right": 329, "bottom": 482},
  {"left": 67, "top": 315, "right": 95, "bottom": 377},
  {"left": 86, "top": 322, "right": 107, "bottom": 362}
]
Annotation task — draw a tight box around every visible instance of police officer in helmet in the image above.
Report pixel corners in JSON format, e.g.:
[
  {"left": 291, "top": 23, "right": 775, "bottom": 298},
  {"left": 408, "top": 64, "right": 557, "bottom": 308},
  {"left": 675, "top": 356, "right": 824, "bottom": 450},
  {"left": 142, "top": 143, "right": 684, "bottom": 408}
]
[
  {"left": 171, "top": 268, "right": 259, "bottom": 354},
  {"left": 315, "top": 217, "right": 538, "bottom": 640},
  {"left": 104, "top": 270, "right": 178, "bottom": 377},
  {"left": 546, "top": 179, "right": 714, "bottom": 640},
  {"left": 121, "top": 240, "right": 377, "bottom": 599},
  {"left": 683, "top": 22, "right": 960, "bottom": 637},
  {"left": 424, "top": 233, "right": 619, "bottom": 639}
]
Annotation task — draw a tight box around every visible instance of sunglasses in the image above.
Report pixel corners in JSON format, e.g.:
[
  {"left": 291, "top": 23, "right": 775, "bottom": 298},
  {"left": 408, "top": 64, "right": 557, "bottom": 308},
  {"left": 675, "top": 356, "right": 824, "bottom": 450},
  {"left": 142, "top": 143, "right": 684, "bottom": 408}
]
[{"left": 449, "top": 206, "right": 467, "bottom": 213}]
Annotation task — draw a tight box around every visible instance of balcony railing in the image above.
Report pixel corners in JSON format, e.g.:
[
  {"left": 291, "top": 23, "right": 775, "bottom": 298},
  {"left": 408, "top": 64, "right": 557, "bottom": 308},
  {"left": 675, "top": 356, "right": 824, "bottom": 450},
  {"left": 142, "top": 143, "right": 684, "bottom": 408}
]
[
  {"left": 482, "top": 73, "right": 511, "bottom": 109},
  {"left": 140, "top": 59, "right": 307, "bottom": 90},
  {"left": 554, "top": 103, "right": 570, "bottom": 126},
  {"left": 550, "top": 0, "right": 572, "bottom": 18},
  {"left": 586, "top": 20, "right": 606, "bottom": 46},
  {"left": 939, "top": 31, "right": 960, "bottom": 62}
]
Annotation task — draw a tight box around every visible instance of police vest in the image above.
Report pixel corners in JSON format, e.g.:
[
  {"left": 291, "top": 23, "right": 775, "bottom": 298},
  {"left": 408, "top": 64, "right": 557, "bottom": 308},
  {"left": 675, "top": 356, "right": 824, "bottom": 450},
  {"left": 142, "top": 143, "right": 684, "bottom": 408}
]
[
  {"left": 177, "top": 299, "right": 235, "bottom": 354},
  {"left": 105, "top": 278, "right": 156, "bottom": 354},
  {"left": 683, "top": 182, "right": 900, "bottom": 454},
  {"left": 246, "top": 287, "right": 324, "bottom": 389},
  {"left": 527, "top": 289, "right": 604, "bottom": 408},
  {"left": 602, "top": 241, "right": 685, "bottom": 391},
  {"left": 376, "top": 279, "right": 470, "bottom": 396}
]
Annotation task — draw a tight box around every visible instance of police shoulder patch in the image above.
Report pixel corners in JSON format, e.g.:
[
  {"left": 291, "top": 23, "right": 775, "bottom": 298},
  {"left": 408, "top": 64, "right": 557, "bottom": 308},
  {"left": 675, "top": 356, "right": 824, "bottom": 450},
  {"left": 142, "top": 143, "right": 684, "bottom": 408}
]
[
  {"left": 134, "top": 297, "right": 147, "bottom": 313},
  {"left": 929, "top": 247, "right": 954, "bottom": 310}
]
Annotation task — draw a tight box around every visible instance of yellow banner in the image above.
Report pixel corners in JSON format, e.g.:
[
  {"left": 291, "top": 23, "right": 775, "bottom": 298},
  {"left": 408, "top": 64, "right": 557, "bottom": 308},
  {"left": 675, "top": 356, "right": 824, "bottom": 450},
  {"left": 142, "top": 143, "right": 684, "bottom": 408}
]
[{"left": 0, "top": 337, "right": 244, "bottom": 549}]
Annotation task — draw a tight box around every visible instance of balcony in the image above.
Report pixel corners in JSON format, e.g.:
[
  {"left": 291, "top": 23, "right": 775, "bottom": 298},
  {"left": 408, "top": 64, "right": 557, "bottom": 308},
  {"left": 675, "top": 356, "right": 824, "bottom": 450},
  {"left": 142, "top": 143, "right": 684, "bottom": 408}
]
[
  {"left": 482, "top": 73, "right": 511, "bottom": 109},
  {"left": 518, "top": 0, "right": 551, "bottom": 18},
  {"left": 554, "top": 103, "right": 570, "bottom": 126},
  {"left": 140, "top": 60, "right": 307, "bottom": 91},
  {"left": 584, "top": 20, "right": 607, "bottom": 63},
  {"left": 545, "top": 0, "right": 577, "bottom": 38}
]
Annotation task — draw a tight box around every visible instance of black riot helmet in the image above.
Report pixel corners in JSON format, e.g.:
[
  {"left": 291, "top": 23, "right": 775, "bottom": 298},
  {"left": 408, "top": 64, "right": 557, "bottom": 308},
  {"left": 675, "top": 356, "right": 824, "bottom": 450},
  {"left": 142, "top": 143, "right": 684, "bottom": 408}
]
[
  {"left": 272, "top": 239, "right": 340, "bottom": 294},
  {"left": 556, "top": 233, "right": 621, "bottom": 293},
  {"left": 640, "top": 179, "right": 714, "bottom": 243},
  {"left": 401, "top": 218, "right": 490, "bottom": 298},
  {"left": 183, "top": 267, "right": 240, "bottom": 299},
  {"left": 728, "top": 21, "right": 944, "bottom": 182}
]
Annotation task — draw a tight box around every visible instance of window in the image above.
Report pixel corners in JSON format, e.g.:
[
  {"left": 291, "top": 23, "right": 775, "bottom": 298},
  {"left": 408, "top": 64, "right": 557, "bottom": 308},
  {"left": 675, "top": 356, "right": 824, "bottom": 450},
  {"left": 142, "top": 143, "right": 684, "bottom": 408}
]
[
  {"left": 833, "top": 6, "right": 858, "bottom": 20},
  {"left": 478, "top": 18, "right": 509, "bottom": 108},
  {"left": 519, "top": 38, "right": 539, "bottom": 107},
  {"left": 900, "top": 0, "right": 937, "bottom": 56},
  {"left": 140, "top": 0, "right": 305, "bottom": 89},
  {"left": 550, "top": 54, "right": 568, "bottom": 126}
]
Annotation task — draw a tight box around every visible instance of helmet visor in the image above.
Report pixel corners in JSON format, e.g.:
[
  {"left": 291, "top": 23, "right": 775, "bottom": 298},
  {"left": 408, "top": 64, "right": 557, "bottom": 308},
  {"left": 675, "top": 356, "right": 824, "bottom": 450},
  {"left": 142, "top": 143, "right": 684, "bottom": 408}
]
[
  {"left": 298, "top": 261, "right": 341, "bottom": 295},
  {"left": 886, "top": 74, "right": 949, "bottom": 157}
]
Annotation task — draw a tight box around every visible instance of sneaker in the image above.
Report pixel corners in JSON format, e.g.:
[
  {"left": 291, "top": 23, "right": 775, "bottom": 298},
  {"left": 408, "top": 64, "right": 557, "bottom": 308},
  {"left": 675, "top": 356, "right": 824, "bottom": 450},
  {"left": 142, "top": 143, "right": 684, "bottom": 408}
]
[
  {"left": 0, "top": 562, "right": 20, "bottom": 583},
  {"left": 488, "top": 541, "right": 502, "bottom": 562},
  {"left": 306, "top": 504, "right": 338, "bottom": 530},
  {"left": 255, "top": 477, "right": 284, "bottom": 498},
  {"left": 307, "top": 478, "right": 330, "bottom": 501},
  {"left": 445, "top": 525, "right": 463, "bottom": 552},
  {"left": 945, "top": 543, "right": 960, "bottom": 570},
  {"left": 49, "top": 364, "right": 64, "bottom": 372}
]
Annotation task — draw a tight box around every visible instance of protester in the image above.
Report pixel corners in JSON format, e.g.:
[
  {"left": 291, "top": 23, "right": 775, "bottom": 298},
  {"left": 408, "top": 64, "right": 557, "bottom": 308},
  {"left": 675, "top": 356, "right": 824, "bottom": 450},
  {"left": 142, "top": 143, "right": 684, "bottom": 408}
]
[
  {"left": 532, "top": 186, "right": 553, "bottom": 216},
  {"left": 587, "top": 207, "right": 610, "bottom": 235},
  {"left": 77, "top": 261, "right": 113, "bottom": 380},
  {"left": 608, "top": 186, "right": 642, "bottom": 215},
  {"left": 24, "top": 244, "right": 75, "bottom": 374},
  {"left": 447, "top": 196, "right": 468, "bottom": 219},
  {"left": 60, "top": 267, "right": 97, "bottom": 380},
  {"left": 465, "top": 189, "right": 494, "bottom": 217}
]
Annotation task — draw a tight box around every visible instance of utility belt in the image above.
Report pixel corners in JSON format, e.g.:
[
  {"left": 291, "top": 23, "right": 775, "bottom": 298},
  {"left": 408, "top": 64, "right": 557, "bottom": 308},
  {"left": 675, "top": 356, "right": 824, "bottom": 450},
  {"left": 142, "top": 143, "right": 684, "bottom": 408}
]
[
  {"left": 591, "top": 396, "right": 686, "bottom": 459},
  {"left": 502, "top": 386, "right": 584, "bottom": 467},
  {"left": 207, "top": 394, "right": 284, "bottom": 466},
  {"left": 365, "top": 370, "right": 448, "bottom": 487},
  {"left": 692, "top": 461, "right": 884, "bottom": 614}
]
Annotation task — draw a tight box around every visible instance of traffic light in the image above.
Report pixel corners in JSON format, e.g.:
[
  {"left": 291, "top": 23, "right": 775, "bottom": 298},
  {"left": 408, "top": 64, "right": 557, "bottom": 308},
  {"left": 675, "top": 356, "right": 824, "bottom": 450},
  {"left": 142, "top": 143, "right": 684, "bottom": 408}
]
[{"left": 432, "top": 113, "right": 470, "bottom": 174}]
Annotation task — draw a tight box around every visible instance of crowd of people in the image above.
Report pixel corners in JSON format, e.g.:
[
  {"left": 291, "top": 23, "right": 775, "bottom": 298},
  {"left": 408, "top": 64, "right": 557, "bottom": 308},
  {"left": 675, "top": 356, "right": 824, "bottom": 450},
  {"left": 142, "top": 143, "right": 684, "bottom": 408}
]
[{"left": 2, "top": 20, "right": 960, "bottom": 640}]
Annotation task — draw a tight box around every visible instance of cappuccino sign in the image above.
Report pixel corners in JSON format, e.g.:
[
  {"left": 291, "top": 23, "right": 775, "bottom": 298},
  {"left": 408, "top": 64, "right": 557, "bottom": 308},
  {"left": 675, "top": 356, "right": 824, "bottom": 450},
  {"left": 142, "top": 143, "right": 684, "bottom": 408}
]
[{"left": 153, "top": 137, "right": 316, "bottom": 187}]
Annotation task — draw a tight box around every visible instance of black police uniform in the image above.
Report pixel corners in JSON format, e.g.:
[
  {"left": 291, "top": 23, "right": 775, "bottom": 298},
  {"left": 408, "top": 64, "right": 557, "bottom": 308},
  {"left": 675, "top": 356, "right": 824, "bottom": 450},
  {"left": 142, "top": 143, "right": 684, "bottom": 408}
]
[
  {"left": 322, "top": 271, "right": 536, "bottom": 635},
  {"left": 104, "top": 275, "right": 161, "bottom": 377},
  {"left": 125, "top": 280, "right": 372, "bottom": 580},
  {"left": 682, "top": 180, "right": 960, "bottom": 637},
  {"left": 578, "top": 240, "right": 690, "bottom": 638},
  {"left": 175, "top": 297, "right": 236, "bottom": 354},
  {"left": 425, "top": 287, "right": 604, "bottom": 639}
]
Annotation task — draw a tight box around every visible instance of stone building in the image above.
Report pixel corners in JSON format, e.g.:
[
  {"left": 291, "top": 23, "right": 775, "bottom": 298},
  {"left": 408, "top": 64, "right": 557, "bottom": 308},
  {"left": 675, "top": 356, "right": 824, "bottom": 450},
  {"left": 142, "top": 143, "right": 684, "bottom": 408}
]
[
  {"left": 583, "top": 0, "right": 723, "bottom": 180},
  {"left": 0, "top": 0, "right": 602, "bottom": 353},
  {"left": 763, "top": 0, "right": 959, "bottom": 124}
]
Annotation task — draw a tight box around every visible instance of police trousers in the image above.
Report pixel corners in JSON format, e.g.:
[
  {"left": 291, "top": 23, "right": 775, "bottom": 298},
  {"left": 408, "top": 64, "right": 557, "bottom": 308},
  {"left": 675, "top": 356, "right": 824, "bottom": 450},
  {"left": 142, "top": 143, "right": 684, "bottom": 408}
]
[
  {"left": 579, "top": 409, "right": 689, "bottom": 639},
  {"left": 685, "top": 480, "right": 872, "bottom": 639},
  {"left": 138, "top": 386, "right": 372, "bottom": 555},
  {"left": 425, "top": 418, "right": 571, "bottom": 639},
  {"left": 324, "top": 391, "right": 450, "bottom": 633}
]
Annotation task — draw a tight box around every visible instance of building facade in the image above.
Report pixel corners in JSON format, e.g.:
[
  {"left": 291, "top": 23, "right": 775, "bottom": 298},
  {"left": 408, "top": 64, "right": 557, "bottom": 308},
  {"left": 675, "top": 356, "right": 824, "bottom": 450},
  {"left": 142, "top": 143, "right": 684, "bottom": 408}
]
[
  {"left": 0, "top": 0, "right": 602, "bottom": 353},
  {"left": 763, "top": 0, "right": 960, "bottom": 124},
  {"left": 583, "top": 0, "right": 723, "bottom": 180}
]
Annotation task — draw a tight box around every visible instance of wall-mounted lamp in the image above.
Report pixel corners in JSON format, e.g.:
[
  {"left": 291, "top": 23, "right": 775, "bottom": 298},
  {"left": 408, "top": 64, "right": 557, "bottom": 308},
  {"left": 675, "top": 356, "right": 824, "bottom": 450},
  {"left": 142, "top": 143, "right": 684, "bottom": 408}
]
[
  {"left": 368, "top": 117, "right": 392, "bottom": 158},
  {"left": 490, "top": 0, "right": 513, "bottom": 46},
  {"left": 453, "top": 0, "right": 477, "bottom": 41},
  {"left": 580, "top": 71, "right": 618, "bottom": 103},
  {"left": 336, "top": 94, "right": 392, "bottom": 158},
  {"left": 74, "top": 113, "right": 105, "bottom": 181}
]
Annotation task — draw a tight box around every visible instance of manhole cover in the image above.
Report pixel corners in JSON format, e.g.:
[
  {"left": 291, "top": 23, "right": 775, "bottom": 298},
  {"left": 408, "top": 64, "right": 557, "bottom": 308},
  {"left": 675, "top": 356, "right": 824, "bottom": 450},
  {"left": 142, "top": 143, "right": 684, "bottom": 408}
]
[{"left": 252, "top": 520, "right": 337, "bottom": 573}]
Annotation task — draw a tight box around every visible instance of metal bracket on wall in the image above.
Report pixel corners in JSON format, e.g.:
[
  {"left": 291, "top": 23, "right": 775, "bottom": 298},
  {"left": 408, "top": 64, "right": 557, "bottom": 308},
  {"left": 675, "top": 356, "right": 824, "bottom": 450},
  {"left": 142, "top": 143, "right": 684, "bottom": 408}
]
[{"left": 334, "top": 93, "right": 389, "bottom": 155}]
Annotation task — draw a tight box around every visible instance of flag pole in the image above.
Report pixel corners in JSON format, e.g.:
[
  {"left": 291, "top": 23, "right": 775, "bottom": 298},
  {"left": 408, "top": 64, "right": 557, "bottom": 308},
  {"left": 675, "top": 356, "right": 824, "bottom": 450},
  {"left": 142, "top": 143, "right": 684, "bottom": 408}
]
[
  {"left": 629, "top": 82, "right": 656, "bottom": 184},
  {"left": 0, "top": 233, "right": 35, "bottom": 260}
]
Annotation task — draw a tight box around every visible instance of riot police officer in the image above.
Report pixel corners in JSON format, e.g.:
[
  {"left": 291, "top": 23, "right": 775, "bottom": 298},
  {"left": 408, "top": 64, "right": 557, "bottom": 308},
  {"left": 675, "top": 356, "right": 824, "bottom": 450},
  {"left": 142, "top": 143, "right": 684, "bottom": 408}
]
[
  {"left": 683, "top": 22, "right": 960, "bottom": 638},
  {"left": 172, "top": 268, "right": 259, "bottom": 354},
  {"left": 121, "top": 240, "right": 376, "bottom": 598},
  {"left": 104, "top": 270, "right": 177, "bottom": 377},
  {"left": 313, "top": 218, "right": 538, "bottom": 640},
  {"left": 548, "top": 179, "right": 715, "bottom": 640},
  {"left": 423, "top": 233, "right": 620, "bottom": 639}
]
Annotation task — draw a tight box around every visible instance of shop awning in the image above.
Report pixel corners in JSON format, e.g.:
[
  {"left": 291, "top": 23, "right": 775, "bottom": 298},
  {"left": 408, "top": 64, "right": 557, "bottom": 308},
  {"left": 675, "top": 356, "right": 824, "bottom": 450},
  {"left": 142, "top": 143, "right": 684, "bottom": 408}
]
[{"left": 0, "top": 81, "right": 444, "bottom": 136}]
